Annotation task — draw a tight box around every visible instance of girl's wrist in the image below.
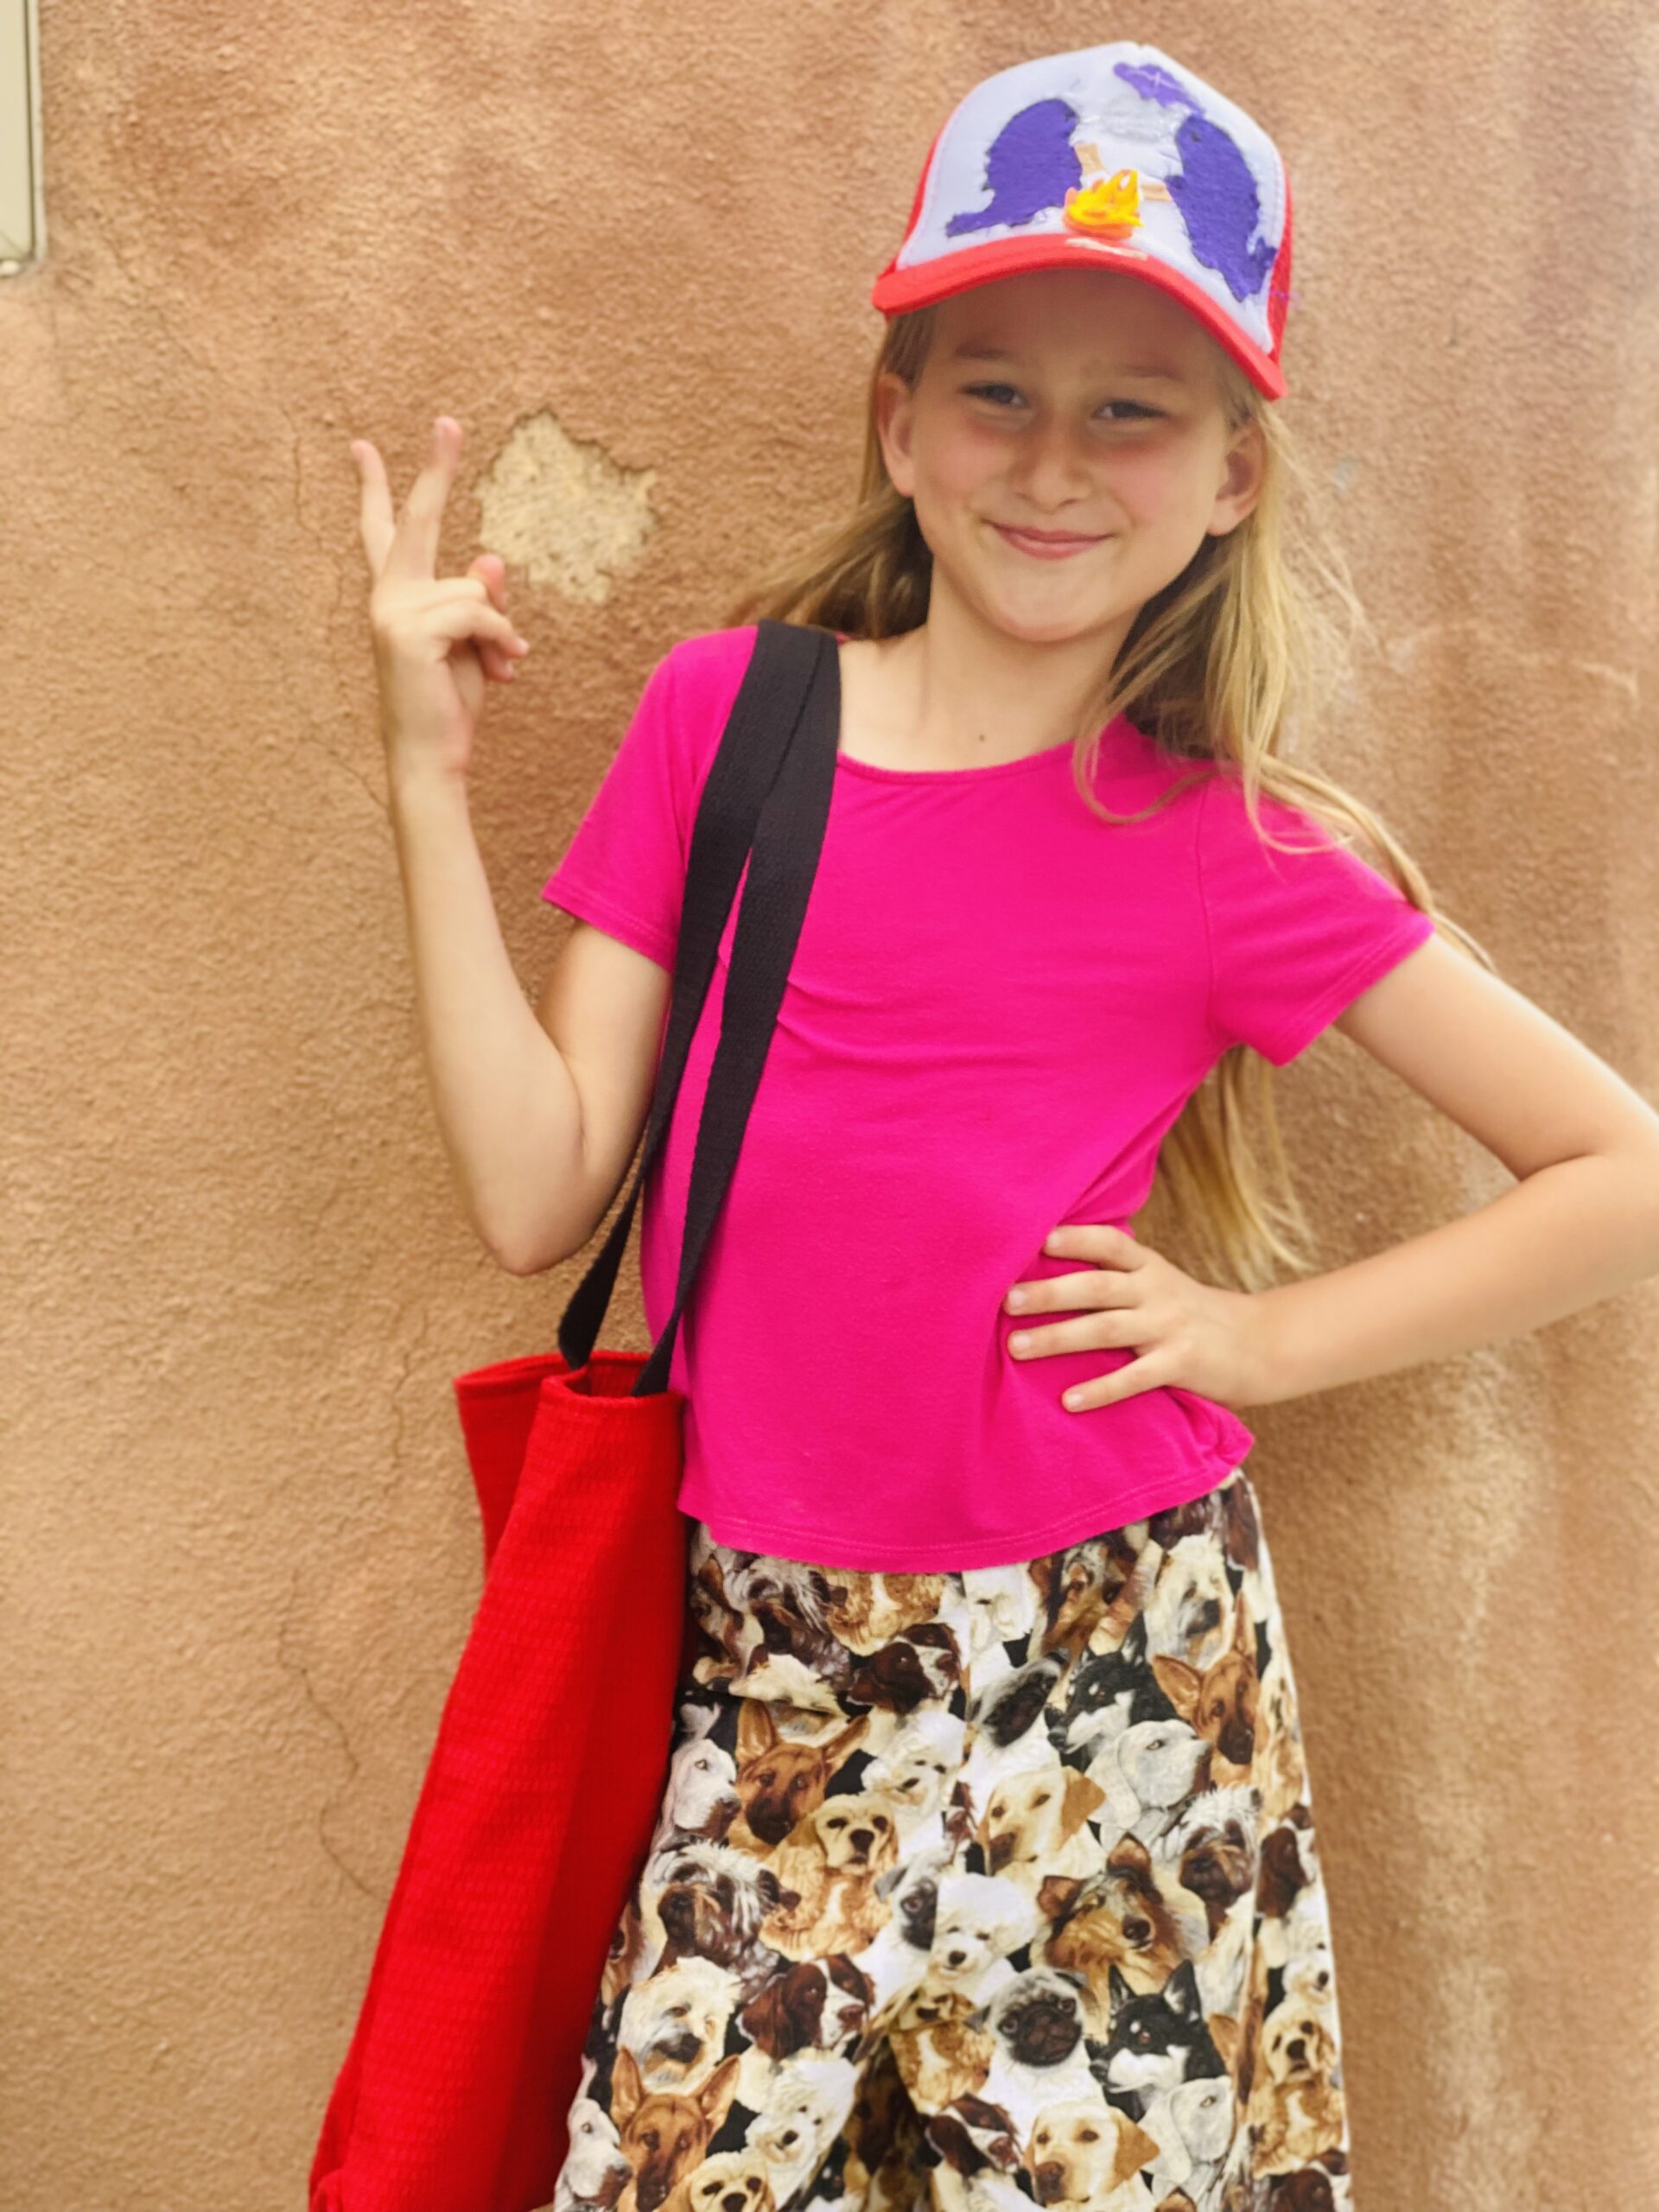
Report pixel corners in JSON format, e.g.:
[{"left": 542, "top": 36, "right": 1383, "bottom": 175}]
[
  {"left": 1236, "top": 1287, "right": 1294, "bottom": 1409},
  {"left": 388, "top": 755, "right": 471, "bottom": 819}
]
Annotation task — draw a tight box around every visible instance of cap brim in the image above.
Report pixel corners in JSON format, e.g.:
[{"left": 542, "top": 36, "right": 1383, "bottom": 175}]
[{"left": 869, "top": 233, "right": 1287, "bottom": 402}]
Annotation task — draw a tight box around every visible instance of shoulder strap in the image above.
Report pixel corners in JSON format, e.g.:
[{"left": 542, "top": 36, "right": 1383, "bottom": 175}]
[{"left": 555, "top": 620, "right": 839, "bottom": 1386}]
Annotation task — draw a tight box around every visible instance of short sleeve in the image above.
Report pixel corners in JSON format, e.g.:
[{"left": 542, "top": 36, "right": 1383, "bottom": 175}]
[
  {"left": 1196, "top": 772, "right": 1436, "bottom": 1065},
  {"left": 540, "top": 632, "right": 743, "bottom": 971}
]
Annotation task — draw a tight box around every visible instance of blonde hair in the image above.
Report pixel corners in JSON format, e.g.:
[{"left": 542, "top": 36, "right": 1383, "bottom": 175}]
[{"left": 721, "top": 304, "right": 1487, "bottom": 1294}]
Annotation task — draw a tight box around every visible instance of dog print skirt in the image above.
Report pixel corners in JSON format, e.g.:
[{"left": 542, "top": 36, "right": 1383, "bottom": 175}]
[{"left": 552, "top": 1465, "right": 1352, "bottom": 2212}]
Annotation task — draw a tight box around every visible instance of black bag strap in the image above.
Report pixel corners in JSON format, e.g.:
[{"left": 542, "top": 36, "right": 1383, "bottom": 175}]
[
  {"left": 554, "top": 620, "right": 840, "bottom": 1392},
  {"left": 632, "top": 622, "right": 841, "bottom": 1395}
]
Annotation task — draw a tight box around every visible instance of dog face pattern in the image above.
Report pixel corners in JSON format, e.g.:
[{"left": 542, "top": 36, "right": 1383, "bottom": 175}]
[{"left": 556, "top": 1469, "right": 1351, "bottom": 2212}]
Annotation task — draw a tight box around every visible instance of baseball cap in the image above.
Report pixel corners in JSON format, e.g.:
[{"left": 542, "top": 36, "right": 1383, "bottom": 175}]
[{"left": 869, "top": 42, "right": 1294, "bottom": 402}]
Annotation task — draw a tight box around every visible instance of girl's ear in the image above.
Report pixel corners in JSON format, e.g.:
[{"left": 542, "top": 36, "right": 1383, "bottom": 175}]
[
  {"left": 875, "top": 368, "right": 918, "bottom": 499},
  {"left": 1206, "top": 416, "right": 1267, "bottom": 540}
]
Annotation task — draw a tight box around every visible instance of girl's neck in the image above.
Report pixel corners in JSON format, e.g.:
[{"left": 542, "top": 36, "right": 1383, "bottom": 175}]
[{"left": 856, "top": 592, "right": 1130, "bottom": 770}]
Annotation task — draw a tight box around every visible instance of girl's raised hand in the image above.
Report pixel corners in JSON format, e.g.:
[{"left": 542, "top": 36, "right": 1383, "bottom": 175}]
[{"left": 348, "top": 414, "right": 531, "bottom": 785}]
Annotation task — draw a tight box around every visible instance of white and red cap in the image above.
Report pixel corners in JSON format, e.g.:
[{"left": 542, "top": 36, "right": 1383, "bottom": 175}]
[{"left": 870, "top": 41, "right": 1294, "bottom": 401}]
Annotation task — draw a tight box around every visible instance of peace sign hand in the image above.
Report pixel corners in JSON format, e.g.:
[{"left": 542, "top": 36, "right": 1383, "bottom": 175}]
[{"left": 349, "top": 415, "right": 531, "bottom": 785}]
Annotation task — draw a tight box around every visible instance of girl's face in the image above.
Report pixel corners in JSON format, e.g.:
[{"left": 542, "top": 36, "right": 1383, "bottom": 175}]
[{"left": 874, "top": 267, "right": 1265, "bottom": 650}]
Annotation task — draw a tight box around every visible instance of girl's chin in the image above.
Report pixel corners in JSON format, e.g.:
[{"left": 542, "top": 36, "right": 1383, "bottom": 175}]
[{"left": 972, "top": 582, "right": 1119, "bottom": 643}]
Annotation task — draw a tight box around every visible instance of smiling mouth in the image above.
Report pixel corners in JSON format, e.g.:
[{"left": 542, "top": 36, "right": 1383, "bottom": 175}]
[{"left": 991, "top": 523, "right": 1109, "bottom": 560}]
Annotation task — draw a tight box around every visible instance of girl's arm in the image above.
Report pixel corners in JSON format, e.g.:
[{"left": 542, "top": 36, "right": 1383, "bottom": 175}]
[
  {"left": 1244, "top": 932, "right": 1659, "bottom": 1404},
  {"left": 389, "top": 767, "right": 669, "bottom": 1275},
  {"left": 519, "top": 915, "right": 671, "bottom": 1274},
  {"left": 350, "top": 416, "right": 668, "bottom": 1277}
]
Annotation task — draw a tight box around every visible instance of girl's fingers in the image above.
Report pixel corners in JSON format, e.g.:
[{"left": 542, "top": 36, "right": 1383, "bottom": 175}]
[
  {"left": 467, "top": 553, "right": 517, "bottom": 682},
  {"left": 1005, "top": 1265, "right": 1127, "bottom": 1313},
  {"left": 1007, "top": 1312, "right": 1132, "bottom": 1360},
  {"left": 380, "top": 415, "right": 463, "bottom": 587},
  {"left": 349, "top": 427, "right": 528, "bottom": 683},
  {"left": 420, "top": 574, "right": 526, "bottom": 676},
  {"left": 351, "top": 439, "right": 397, "bottom": 581},
  {"left": 424, "top": 601, "right": 531, "bottom": 656},
  {"left": 442, "top": 569, "right": 526, "bottom": 661}
]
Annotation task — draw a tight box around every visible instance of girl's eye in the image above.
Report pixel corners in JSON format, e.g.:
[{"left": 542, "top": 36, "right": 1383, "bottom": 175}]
[{"left": 963, "top": 382, "right": 1158, "bottom": 422}]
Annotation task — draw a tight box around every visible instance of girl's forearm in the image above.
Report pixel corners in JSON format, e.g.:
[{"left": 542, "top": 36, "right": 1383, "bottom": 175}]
[
  {"left": 388, "top": 763, "right": 588, "bottom": 1270},
  {"left": 1244, "top": 1149, "right": 1659, "bottom": 1407}
]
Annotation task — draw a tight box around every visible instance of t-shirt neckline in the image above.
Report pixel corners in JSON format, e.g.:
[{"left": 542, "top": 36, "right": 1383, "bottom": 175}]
[{"left": 834, "top": 732, "right": 1083, "bottom": 784}]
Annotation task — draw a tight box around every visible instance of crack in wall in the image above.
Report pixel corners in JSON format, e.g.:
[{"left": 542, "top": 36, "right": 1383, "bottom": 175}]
[{"left": 274, "top": 1562, "right": 375, "bottom": 1902}]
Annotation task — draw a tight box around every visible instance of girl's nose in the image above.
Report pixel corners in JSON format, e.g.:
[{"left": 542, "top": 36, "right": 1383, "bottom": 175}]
[{"left": 1006, "top": 424, "right": 1097, "bottom": 509}]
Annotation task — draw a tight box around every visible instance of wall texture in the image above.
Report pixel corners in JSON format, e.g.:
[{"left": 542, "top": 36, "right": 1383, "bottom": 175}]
[{"left": 3, "top": 5, "right": 1656, "bottom": 2209}]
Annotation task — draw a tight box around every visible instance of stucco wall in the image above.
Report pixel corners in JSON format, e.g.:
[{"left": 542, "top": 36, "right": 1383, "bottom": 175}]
[{"left": 3, "top": 6, "right": 1655, "bottom": 2209}]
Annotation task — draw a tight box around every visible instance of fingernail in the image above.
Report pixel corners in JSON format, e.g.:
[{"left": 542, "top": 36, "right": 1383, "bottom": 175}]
[
  {"left": 1009, "top": 1333, "right": 1030, "bottom": 1353},
  {"left": 1006, "top": 1289, "right": 1027, "bottom": 1310}
]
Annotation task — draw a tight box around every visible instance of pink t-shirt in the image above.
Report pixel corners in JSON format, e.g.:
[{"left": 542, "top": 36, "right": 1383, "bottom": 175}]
[{"left": 541, "top": 625, "right": 1436, "bottom": 1571}]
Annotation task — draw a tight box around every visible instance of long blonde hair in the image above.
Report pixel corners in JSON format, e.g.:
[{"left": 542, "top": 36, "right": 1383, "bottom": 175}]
[{"left": 721, "top": 304, "right": 1485, "bottom": 1293}]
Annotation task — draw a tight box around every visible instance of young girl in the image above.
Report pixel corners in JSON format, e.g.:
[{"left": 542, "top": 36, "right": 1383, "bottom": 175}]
[{"left": 351, "top": 41, "right": 1659, "bottom": 2210}]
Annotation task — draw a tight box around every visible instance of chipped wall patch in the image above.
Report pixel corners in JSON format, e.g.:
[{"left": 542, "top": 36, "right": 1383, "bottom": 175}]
[{"left": 475, "top": 412, "right": 658, "bottom": 606}]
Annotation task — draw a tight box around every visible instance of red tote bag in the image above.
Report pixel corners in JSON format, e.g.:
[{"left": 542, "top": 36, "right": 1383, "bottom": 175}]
[{"left": 308, "top": 619, "right": 842, "bottom": 2212}]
